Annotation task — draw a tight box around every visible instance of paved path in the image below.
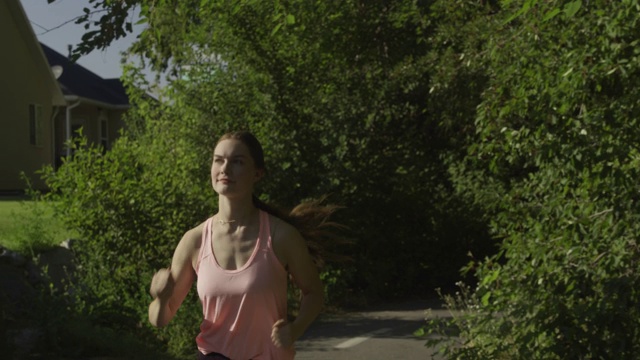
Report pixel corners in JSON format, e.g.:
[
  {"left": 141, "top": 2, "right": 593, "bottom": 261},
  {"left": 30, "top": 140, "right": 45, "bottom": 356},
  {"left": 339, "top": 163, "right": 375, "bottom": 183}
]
[{"left": 295, "top": 299, "right": 451, "bottom": 360}]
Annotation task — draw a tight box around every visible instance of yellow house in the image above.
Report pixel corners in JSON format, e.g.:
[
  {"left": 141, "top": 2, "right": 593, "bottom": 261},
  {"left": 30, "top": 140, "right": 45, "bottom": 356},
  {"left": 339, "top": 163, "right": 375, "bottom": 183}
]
[
  {"left": 41, "top": 44, "right": 130, "bottom": 171},
  {"left": 1, "top": 0, "right": 130, "bottom": 192}
]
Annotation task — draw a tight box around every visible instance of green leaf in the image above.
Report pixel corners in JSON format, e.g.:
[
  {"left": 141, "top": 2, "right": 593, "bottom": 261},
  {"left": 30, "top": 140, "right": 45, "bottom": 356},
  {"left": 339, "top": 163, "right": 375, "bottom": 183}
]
[
  {"left": 542, "top": 8, "right": 561, "bottom": 22},
  {"left": 502, "top": 1, "right": 532, "bottom": 25},
  {"left": 564, "top": 0, "right": 582, "bottom": 18},
  {"left": 231, "top": 3, "right": 242, "bottom": 15},
  {"left": 286, "top": 14, "right": 296, "bottom": 25},
  {"left": 481, "top": 269, "right": 500, "bottom": 286},
  {"left": 271, "top": 23, "right": 283, "bottom": 36},
  {"left": 481, "top": 291, "right": 492, "bottom": 306}
]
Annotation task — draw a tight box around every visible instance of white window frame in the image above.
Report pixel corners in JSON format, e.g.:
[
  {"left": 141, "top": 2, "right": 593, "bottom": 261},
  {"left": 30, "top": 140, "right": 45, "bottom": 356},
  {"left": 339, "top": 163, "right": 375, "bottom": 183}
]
[{"left": 98, "top": 111, "right": 109, "bottom": 150}]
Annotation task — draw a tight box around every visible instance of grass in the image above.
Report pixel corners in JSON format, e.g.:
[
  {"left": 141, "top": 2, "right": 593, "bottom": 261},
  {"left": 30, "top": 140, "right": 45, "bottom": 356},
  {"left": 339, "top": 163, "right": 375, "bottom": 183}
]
[{"left": 0, "top": 198, "right": 77, "bottom": 254}]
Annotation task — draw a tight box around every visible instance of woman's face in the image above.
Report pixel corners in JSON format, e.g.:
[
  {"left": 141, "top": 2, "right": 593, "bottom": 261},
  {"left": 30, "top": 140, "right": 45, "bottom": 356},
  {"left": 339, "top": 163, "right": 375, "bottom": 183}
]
[{"left": 211, "top": 139, "right": 263, "bottom": 197}]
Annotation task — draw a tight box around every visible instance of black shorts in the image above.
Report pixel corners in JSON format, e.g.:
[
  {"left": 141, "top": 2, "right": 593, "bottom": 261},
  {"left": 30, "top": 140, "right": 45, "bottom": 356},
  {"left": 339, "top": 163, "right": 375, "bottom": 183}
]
[{"left": 197, "top": 351, "right": 231, "bottom": 360}]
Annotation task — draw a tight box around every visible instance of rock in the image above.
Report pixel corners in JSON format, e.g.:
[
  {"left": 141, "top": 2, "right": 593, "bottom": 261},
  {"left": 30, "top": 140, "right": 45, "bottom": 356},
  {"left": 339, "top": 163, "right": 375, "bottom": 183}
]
[
  {"left": 35, "top": 245, "right": 76, "bottom": 291},
  {"left": 0, "top": 248, "right": 27, "bottom": 267}
]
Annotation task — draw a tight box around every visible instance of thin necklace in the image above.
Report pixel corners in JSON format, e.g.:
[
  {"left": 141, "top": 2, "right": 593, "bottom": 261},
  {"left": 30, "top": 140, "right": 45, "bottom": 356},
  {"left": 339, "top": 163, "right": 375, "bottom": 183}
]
[{"left": 217, "top": 218, "right": 236, "bottom": 224}]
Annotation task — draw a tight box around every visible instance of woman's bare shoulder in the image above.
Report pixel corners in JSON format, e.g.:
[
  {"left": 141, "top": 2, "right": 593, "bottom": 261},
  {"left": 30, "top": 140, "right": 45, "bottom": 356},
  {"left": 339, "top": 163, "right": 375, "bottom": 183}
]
[
  {"left": 185, "top": 220, "right": 206, "bottom": 240},
  {"left": 176, "top": 219, "right": 208, "bottom": 255},
  {"left": 268, "top": 214, "right": 299, "bottom": 239}
]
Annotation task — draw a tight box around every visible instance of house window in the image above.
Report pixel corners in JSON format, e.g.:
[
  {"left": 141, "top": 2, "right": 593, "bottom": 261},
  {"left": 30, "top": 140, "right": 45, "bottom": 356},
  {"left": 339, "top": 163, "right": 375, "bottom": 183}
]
[{"left": 29, "top": 104, "right": 43, "bottom": 146}]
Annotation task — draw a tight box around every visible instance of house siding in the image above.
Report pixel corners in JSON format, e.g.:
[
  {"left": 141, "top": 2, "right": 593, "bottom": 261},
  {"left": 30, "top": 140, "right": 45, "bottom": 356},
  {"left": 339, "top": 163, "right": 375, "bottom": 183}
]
[
  {"left": 52, "top": 106, "right": 127, "bottom": 160},
  {"left": 2, "top": 0, "right": 131, "bottom": 192},
  {"left": 0, "top": 0, "right": 57, "bottom": 191}
]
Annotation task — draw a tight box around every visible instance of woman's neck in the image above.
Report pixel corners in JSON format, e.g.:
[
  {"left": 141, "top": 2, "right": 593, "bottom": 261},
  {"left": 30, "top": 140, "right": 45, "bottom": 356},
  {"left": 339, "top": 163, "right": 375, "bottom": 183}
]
[{"left": 216, "top": 195, "right": 257, "bottom": 224}]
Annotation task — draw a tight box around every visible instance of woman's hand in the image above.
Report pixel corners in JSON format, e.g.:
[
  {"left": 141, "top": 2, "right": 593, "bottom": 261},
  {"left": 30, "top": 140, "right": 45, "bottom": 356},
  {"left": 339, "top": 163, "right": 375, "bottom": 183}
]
[
  {"left": 150, "top": 267, "right": 174, "bottom": 300},
  {"left": 271, "top": 319, "right": 294, "bottom": 348}
]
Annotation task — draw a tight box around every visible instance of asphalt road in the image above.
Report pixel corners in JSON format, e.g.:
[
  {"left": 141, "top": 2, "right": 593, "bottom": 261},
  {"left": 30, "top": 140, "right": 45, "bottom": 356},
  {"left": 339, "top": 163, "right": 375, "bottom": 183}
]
[{"left": 295, "top": 299, "right": 450, "bottom": 360}]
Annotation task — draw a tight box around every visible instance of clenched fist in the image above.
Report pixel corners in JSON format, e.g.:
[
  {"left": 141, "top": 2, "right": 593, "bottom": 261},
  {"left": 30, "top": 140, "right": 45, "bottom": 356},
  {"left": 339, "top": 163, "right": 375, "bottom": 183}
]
[
  {"left": 150, "top": 267, "right": 174, "bottom": 300},
  {"left": 271, "top": 319, "right": 294, "bottom": 349}
]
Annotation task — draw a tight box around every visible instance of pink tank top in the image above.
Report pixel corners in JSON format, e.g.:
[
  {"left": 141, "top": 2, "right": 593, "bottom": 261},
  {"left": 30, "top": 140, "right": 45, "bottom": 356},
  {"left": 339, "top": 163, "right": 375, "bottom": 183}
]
[{"left": 195, "top": 210, "right": 295, "bottom": 360}]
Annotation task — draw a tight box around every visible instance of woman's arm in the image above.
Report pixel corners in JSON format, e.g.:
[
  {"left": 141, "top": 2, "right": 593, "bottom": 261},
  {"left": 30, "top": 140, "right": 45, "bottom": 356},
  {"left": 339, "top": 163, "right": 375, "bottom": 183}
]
[
  {"left": 148, "top": 226, "right": 200, "bottom": 327},
  {"left": 271, "top": 223, "right": 324, "bottom": 347}
]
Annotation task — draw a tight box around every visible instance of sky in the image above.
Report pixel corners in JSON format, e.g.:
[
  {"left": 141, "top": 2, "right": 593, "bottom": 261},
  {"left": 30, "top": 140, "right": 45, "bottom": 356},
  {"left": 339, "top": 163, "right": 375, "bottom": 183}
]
[{"left": 20, "top": 0, "right": 145, "bottom": 80}]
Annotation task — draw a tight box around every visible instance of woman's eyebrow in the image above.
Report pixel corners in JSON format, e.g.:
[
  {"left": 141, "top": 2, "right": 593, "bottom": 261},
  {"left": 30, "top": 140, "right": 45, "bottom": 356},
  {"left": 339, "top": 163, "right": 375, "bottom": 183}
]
[{"left": 213, "top": 154, "right": 247, "bottom": 158}]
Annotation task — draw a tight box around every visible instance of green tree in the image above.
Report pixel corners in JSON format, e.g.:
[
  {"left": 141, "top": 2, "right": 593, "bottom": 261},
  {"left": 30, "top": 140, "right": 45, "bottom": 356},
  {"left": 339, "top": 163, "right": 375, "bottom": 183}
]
[
  {"left": 57, "top": 0, "right": 494, "bottom": 299},
  {"left": 44, "top": 0, "right": 500, "bottom": 357},
  {"left": 427, "top": 0, "right": 640, "bottom": 358}
]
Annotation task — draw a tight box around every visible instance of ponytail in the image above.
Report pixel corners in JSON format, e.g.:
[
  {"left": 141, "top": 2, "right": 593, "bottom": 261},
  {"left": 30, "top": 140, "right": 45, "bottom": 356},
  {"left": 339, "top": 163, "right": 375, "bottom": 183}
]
[{"left": 252, "top": 195, "right": 350, "bottom": 268}]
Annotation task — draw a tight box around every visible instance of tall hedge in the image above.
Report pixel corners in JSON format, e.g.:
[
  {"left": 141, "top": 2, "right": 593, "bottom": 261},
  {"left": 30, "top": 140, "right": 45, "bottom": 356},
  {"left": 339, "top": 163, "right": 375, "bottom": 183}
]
[{"left": 427, "top": 0, "right": 640, "bottom": 358}]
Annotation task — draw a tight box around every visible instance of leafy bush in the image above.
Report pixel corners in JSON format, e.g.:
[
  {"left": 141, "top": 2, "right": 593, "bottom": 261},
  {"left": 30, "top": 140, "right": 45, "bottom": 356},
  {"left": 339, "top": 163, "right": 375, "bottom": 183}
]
[
  {"left": 42, "top": 109, "right": 214, "bottom": 357},
  {"left": 425, "top": 0, "right": 640, "bottom": 358}
]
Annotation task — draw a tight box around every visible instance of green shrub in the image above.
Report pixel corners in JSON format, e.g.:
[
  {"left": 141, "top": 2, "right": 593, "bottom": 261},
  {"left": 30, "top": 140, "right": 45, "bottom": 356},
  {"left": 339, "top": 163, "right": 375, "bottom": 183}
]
[
  {"left": 42, "top": 119, "right": 214, "bottom": 357},
  {"left": 425, "top": 0, "right": 640, "bottom": 358}
]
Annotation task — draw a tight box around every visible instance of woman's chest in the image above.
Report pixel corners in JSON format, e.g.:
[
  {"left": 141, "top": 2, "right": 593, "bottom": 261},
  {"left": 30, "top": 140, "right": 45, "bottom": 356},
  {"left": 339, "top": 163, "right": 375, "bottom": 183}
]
[
  {"left": 197, "top": 246, "right": 285, "bottom": 298},
  {"left": 211, "top": 227, "right": 259, "bottom": 270},
  {"left": 212, "top": 238, "right": 257, "bottom": 271}
]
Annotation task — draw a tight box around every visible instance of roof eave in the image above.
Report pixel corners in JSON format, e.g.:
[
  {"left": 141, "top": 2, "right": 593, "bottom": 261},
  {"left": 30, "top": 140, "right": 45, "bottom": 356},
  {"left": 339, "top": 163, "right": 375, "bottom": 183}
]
[{"left": 63, "top": 95, "right": 131, "bottom": 110}]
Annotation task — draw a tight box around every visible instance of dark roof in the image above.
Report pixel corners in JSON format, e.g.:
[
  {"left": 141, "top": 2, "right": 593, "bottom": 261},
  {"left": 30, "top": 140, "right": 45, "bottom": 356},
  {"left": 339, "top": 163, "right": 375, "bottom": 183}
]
[{"left": 40, "top": 43, "right": 129, "bottom": 106}]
